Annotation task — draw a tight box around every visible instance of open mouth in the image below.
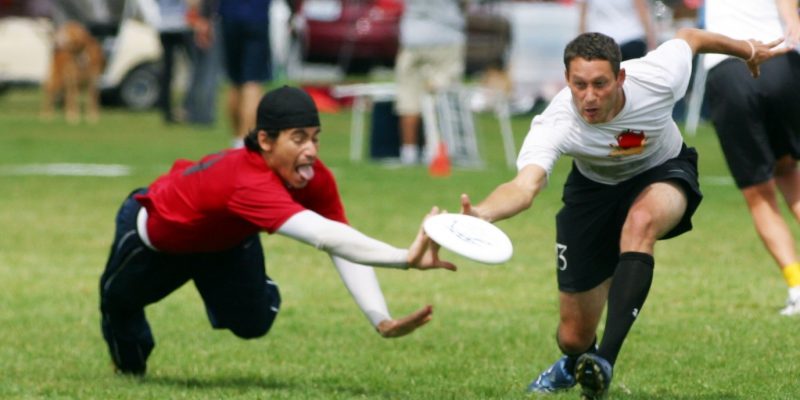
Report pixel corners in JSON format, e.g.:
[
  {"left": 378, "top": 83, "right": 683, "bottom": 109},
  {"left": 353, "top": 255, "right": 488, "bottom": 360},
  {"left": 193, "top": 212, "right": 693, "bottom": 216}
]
[{"left": 296, "top": 164, "right": 315, "bottom": 181}]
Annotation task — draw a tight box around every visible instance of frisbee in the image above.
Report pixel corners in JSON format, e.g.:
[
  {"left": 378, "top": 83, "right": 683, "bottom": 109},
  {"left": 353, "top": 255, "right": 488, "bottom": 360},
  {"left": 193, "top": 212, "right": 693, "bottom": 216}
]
[{"left": 423, "top": 213, "right": 513, "bottom": 264}]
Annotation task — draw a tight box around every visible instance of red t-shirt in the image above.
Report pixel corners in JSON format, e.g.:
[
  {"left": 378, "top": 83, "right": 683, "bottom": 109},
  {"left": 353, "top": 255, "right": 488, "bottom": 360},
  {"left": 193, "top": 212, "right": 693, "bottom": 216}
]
[{"left": 134, "top": 148, "right": 347, "bottom": 253}]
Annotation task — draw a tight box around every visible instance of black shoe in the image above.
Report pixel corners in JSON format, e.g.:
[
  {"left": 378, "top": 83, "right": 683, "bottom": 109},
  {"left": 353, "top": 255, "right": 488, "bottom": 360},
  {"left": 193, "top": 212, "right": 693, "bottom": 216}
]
[
  {"left": 575, "top": 353, "right": 613, "bottom": 399},
  {"left": 101, "top": 313, "right": 153, "bottom": 375}
]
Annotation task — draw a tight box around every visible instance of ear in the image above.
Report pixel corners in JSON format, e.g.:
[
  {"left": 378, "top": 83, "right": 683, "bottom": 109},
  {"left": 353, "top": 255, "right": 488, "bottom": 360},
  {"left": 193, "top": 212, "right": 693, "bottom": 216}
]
[
  {"left": 256, "top": 130, "right": 272, "bottom": 152},
  {"left": 617, "top": 68, "right": 626, "bottom": 87}
]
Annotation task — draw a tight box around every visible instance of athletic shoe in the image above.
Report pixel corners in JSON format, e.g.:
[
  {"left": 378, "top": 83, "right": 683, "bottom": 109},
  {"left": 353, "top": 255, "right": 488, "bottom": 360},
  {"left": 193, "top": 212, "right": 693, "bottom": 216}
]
[
  {"left": 575, "top": 353, "right": 613, "bottom": 400},
  {"left": 526, "top": 355, "right": 577, "bottom": 393},
  {"left": 101, "top": 313, "right": 153, "bottom": 376},
  {"left": 780, "top": 288, "right": 800, "bottom": 316}
]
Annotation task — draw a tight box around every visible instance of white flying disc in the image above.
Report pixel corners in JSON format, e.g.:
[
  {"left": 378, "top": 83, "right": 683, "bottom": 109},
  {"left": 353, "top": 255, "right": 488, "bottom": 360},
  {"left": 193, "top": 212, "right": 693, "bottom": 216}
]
[{"left": 423, "top": 213, "right": 513, "bottom": 264}]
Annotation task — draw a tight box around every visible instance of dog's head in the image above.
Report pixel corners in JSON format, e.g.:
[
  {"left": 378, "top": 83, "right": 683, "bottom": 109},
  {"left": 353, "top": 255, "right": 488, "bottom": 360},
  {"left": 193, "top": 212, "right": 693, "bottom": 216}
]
[{"left": 54, "top": 21, "right": 94, "bottom": 54}]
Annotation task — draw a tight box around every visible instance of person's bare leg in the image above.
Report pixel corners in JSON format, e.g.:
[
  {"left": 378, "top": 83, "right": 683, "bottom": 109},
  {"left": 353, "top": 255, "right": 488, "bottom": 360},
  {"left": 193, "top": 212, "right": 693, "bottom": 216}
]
[
  {"left": 557, "top": 281, "right": 610, "bottom": 353},
  {"left": 237, "top": 82, "right": 263, "bottom": 138},
  {"left": 774, "top": 156, "right": 800, "bottom": 233},
  {"left": 758, "top": 155, "right": 800, "bottom": 315},
  {"left": 399, "top": 114, "right": 420, "bottom": 164},
  {"left": 742, "top": 179, "right": 796, "bottom": 267},
  {"left": 596, "top": 181, "right": 687, "bottom": 364},
  {"left": 574, "top": 181, "right": 688, "bottom": 398},
  {"left": 227, "top": 85, "right": 242, "bottom": 139},
  {"left": 527, "top": 280, "right": 609, "bottom": 393}
]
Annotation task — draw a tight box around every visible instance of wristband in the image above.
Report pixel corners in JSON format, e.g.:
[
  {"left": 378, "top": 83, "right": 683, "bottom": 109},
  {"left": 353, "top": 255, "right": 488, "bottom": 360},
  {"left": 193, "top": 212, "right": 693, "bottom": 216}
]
[{"left": 745, "top": 39, "right": 756, "bottom": 62}]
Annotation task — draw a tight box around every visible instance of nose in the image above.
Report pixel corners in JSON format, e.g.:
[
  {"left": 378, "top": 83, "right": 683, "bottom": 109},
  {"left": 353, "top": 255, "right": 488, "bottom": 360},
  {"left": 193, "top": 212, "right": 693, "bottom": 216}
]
[
  {"left": 304, "top": 141, "right": 318, "bottom": 158},
  {"left": 583, "top": 88, "right": 597, "bottom": 103}
]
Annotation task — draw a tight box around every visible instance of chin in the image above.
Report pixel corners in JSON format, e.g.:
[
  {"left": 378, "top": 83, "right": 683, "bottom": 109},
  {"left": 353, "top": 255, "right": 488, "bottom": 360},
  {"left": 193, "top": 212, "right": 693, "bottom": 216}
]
[{"left": 291, "top": 180, "right": 310, "bottom": 189}]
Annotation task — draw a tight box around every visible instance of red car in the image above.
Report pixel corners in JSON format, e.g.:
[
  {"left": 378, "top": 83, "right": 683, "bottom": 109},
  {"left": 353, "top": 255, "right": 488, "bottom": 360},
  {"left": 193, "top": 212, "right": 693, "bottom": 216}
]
[
  {"left": 291, "top": 0, "right": 510, "bottom": 74},
  {"left": 292, "top": 0, "right": 403, "bottom": 72}
]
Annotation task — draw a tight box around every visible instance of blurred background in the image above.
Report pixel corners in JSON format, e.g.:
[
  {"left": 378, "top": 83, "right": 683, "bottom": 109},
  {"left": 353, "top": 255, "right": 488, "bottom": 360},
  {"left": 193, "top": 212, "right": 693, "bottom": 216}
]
[{"left": 0, "top": 0, "right": 699, "bottom": 114}]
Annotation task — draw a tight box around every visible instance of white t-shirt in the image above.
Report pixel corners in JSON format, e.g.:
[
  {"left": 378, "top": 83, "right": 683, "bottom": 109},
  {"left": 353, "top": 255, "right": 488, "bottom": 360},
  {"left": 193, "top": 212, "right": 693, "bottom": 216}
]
[
  {"left": 400, "top": 0, "right": 465, "bottom": 48},
  {"left": 516, "top": 39, "right": 692, "bottom": 185},
  {"left": 703, "top": 0, "right": 786, "bottom": 70},
  {"left": 581, "top": 0, "right": 646, "bottom": 45}
]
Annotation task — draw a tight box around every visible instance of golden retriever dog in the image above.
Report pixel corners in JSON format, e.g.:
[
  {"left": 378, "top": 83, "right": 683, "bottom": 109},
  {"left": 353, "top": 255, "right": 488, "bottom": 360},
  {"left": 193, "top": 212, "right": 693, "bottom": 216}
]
[{"left": 41, "top": 21, "right": 105, "bottom": 124}]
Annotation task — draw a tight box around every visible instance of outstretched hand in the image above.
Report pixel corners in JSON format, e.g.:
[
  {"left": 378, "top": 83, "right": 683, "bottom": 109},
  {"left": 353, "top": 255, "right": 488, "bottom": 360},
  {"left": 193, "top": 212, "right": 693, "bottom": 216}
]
[
  {"left": 460, "top": 193, "right": 476, "bottom": 216},
  {"left": 376, "top": 305, "right": 433, "bottom": 338},
  {"left": 406, "top": 207, "right": 457, "bottom": 271},
  {"left": 745, "top": 38, "right": 792, "bottom": 78},
  {"left": 460, "top": 193, "right": 488, "bottom": 221}
]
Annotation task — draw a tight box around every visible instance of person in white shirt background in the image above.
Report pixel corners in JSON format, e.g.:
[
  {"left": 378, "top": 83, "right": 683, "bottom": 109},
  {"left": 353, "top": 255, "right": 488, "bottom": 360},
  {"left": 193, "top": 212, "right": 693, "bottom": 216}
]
[
  {"left": 703, "top": 0, "right": 800, "bottom": 317},
  {"left": 578, "top": 0, "right": 657, "bottom": 61}
]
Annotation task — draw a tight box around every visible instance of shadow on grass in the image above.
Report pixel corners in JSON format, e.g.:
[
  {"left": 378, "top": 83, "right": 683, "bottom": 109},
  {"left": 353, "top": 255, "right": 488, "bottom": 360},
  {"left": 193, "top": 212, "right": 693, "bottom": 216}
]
[
  {"left": 145, "top": 374, "right": 292, "bottom": 391},
  {"left": 144, "top": 374, "right": 375, "bottom": 397},
  {"left": 619, "top": 391, "right": 742, "bottom": 399}
]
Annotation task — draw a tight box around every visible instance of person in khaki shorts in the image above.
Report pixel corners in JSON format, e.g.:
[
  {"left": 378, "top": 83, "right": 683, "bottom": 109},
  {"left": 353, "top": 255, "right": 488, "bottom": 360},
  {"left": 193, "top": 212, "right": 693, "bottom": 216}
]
[{"left": 394, "top": 0, "right": 466, "bottom": 165}]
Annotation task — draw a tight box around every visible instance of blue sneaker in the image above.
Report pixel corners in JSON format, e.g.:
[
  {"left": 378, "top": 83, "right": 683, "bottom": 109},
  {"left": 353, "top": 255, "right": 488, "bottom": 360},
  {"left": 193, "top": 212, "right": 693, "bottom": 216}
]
[
  {"left": 575, "top": 353, "right": 613, "bottom": 399},
  {"left": 527, "top": 355, "right": 577, "bottom": 393}
]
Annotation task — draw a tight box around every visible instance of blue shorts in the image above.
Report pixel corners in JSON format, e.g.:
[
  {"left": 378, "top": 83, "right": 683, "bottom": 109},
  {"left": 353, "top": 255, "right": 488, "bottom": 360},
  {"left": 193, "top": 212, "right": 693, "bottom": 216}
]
[{"left": 220, "top": 18, "right": 272, "bottom": 85}]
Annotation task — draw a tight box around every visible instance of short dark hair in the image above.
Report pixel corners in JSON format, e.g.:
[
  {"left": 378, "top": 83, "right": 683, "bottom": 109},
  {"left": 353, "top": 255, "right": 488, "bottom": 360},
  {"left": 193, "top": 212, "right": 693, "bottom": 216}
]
[
  {"left": 563, "top": 32, "right": 622, "bottom": 76},
  {"left": 244, "top": 129, "right": 280, "bottom": 151}
]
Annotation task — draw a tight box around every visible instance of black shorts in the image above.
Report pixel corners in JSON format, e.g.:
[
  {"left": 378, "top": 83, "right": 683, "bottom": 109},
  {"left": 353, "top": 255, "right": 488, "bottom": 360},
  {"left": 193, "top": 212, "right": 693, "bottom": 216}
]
[
  {"left": 221, "top": 18, "right": 272, "bottom": 85},
  {"left": 706, "top": 52, "right": 800, "bottom": 188},
  {"left": 554, "top": 145, "right": 703, "bottom": 292}
]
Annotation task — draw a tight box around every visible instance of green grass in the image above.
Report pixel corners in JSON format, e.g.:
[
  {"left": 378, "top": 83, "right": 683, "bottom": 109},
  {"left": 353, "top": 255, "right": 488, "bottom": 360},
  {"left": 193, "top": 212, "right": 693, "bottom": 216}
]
[{"left": 1, "top": 86, "right": 799, "bottom": 399}]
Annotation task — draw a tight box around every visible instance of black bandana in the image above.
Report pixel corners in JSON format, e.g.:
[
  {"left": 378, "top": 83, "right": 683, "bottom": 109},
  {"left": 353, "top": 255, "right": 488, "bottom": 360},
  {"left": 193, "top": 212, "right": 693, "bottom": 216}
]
[{"left": 256, "top": 86, "right": 320, "bottom": 131}]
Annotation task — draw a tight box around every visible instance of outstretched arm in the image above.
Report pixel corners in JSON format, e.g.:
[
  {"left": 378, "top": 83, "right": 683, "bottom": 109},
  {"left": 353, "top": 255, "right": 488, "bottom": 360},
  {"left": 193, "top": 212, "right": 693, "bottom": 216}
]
[
  {"left": 461, "top": 164, "right": 548, "bottom": 223},
  {"left": 776, "top": 0, "right": 800, "bottom": 48},
  {"left": 675, "top": 27, "right": 791, "bottom": 77},
  {"left": 276, "top": 209, "right": 456, "bottom": 271},
  {"left": 330, "top": 255, "right": 434, "bottom": 338},
  {"left": 634, "top": 0, "right": 657, "bottom": 50}
]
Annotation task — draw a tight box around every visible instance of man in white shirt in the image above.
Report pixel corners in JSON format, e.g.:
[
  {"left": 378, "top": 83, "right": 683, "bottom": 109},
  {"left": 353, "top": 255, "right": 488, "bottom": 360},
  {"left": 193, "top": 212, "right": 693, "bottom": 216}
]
[
  {"left": 459, "top": 29, "right": 788, "bottom": 399},
  {"left": 704, "top": 0, "right": 800, "bottom": 317}
]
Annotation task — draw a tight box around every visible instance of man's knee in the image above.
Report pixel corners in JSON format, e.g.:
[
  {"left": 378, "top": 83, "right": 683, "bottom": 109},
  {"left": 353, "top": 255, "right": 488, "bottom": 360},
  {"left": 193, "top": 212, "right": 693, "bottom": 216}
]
[
  {"left": 774, "top": 156, "right": 797, "bottom": 177},
  {"left": 225, "top": 280, "right": 281, "bottom": 340},
  {"left": 557, "top": 326, "right": 596, "bottom": 354},
  {"left": 623, "top": 208, "right": 655, "bottom": 238},
  {"left": 228, "top": 307, "right": 279, "bottom": 339}
]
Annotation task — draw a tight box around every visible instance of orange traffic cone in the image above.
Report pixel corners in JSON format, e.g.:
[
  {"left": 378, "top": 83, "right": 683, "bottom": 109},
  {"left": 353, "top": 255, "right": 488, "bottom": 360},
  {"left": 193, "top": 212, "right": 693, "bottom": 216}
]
[{"left": 429, "top": 142, "right": 451, "bottom": 177}]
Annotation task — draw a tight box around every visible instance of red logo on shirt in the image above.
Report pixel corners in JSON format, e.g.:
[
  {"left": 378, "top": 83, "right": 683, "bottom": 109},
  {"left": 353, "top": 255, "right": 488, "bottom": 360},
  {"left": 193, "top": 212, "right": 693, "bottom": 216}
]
[{"left": 609, "top": 129, "right": 647, "bottom": 156}]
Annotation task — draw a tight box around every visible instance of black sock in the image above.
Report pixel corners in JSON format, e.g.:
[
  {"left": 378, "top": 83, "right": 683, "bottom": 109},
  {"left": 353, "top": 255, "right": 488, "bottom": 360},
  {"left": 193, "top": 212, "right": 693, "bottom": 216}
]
[
  {"left": 597, "top": 251, "right": 654, "bottom": 366},
  {"left": 560, "top": 336, "right": 597, "bottom": 374}
]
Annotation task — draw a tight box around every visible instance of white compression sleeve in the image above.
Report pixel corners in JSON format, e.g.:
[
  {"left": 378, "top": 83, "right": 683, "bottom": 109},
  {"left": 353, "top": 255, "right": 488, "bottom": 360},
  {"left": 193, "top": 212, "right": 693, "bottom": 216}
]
[
  {"left": 276, "top": 210, "right": 409, "bottom": 268},
  {"left": 330, "top": 255, "right": 391, "bottom": 327}
]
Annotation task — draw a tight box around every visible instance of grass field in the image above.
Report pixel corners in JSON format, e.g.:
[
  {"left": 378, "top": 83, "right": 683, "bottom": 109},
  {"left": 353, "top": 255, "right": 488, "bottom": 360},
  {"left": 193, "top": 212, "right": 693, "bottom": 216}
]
[{"left": 1, "top": 86, "right": 798, "bottom": 399}]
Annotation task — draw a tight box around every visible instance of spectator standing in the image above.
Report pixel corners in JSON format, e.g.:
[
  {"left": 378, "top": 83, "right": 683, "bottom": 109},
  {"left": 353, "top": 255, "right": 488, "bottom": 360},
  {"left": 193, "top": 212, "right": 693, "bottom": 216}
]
[
  {"left": 703, "top": 0, "right": 800, "bottom": 316},
  {"left": 183, "top": 0, "right": 220, "bottom": 126},
  {"left": 216, "top": 0, "right": 273, "bottom": 148},
  {"left": 139, "top": 0, "right": 197, "bottom": 124},
  {"left": 394, "top": 0, "right": 466, "bottom": 165},
  {"left": 578, "top": 0, "right": 657, "bottom": 60}
]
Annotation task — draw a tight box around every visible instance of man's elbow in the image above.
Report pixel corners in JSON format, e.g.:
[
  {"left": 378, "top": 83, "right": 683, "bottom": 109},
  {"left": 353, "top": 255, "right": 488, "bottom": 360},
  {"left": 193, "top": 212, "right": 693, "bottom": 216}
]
[{"left": 675, "top": 27, "right": 701, "bottom": 53}]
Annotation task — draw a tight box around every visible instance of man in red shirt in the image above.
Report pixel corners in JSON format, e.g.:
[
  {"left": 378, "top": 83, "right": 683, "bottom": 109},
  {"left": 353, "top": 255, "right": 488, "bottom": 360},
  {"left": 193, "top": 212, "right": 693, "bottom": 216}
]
[{"left": 100, "top": 86, "right": 456, "bottom": 375}]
